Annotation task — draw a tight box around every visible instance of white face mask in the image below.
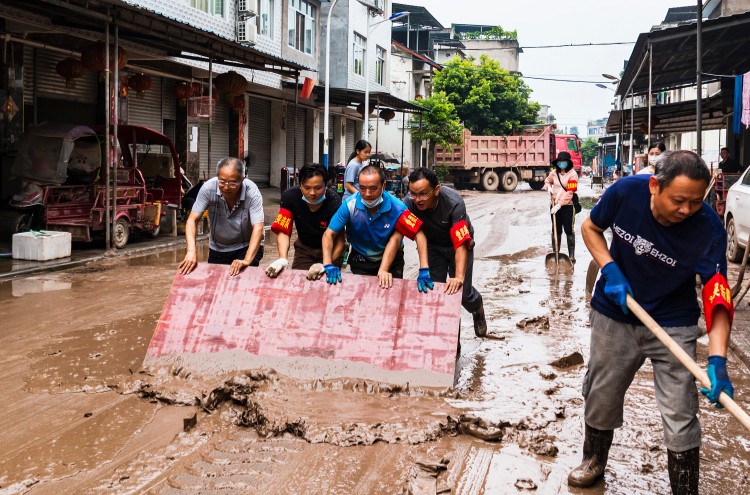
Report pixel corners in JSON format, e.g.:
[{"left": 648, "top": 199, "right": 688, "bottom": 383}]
[
  {"left": 648, "top": 155, "right": 659, "bottom": 166},
  {"left": 361, "top": 195, "right": 383, "bottom": 209},
  {"left": 302, "top": 194, "right": 326, "bottom": 205}
]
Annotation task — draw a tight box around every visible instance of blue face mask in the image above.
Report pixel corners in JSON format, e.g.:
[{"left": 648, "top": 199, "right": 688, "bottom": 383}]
[
  {"left": 302, "top": 194, "right": 326, "bottom": 205},
  {"left": 559, "top": 161, "right": 569, "bottom": 170},
  {"left": 361, "top": 195, "right": 383, "bottom": 209}
]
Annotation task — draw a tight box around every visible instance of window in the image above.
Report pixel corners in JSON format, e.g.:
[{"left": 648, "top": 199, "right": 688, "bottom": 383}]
[
  {"left": 186, "top": 0, "right": 223, "bottom": 15},
  {"left": 567, "top": 138, "right": 579, "bottom": 152},
  {"left": 353, "top": 33, "right": 366, "bottom": 76},
  {"left": 288, "top": 0, "right": 316, "bottom": 54},
  {"left": 257, "top": 0, "right": 274, "bottom": 38},
  {"left": 375, "top": 46, "right": 386, "bottom": 85}
]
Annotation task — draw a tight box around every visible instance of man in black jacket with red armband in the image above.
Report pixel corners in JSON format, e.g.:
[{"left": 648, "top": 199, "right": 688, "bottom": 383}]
[{"left": 404, "top": 168, "right": 487, "bottom": 337}]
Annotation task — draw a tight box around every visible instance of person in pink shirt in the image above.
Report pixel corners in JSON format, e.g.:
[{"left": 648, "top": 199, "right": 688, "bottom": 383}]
[{"left": 545, "top": 151, "right": 580, "bottom": 262}]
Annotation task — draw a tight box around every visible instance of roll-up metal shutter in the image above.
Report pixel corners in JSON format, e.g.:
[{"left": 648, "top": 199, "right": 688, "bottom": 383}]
[
  {"left": 285, "top": 106, "right": 306, "bottom": 169},
  {"left": 34, "top": 49, "right": 97, "bottom": 103},
  {"left": 199, "top": 99, "right": 231, "bottom": 178},
  {"left": 127, "top": 77, "right": 162, "bottom": 131},
  {"left": 23, "top": 46, "right": 33, "bottom": 104},
  {"left": 162, "top": 80, "right": 176, "bottom": 120},
  {"left": 247, "top": 97, "right": 272, "bottom": 185},
  {"left": 345, "top": 119, "right": 356, "bottom": 158}
]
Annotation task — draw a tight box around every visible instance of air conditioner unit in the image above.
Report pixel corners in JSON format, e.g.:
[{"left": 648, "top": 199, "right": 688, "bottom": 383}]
[
  {"left": 237, "top": 0, "right": 257, "bottom": 17},
  {"left": 237, "top": 19, "right": 257, "bottom": 45}
]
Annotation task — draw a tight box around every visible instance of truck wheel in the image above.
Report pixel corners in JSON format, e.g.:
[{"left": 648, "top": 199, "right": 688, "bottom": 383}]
[
  {"left": 528, "top": 181, "right": 545, "bottom": 191},
  {"left": 113, "top": 218, "right": 130, "bottom": 249},
  {"left": 500, "top": 170, "right": 518, "bottom": 192},
  {"left": 481, "top": 170, "right": 499, "bottom": 191}
]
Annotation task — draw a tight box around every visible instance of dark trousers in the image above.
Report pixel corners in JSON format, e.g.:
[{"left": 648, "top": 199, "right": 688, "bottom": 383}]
[
  {"left": 208, "top": 245, "right": 264, "bottom": 267},
  {"left": 428, "top": 244, "right": 483, "bottom": 313},
  {"left": 551, "top": 205, "right": 575, "bottom": 249},
  {"left": 349, "top": 249, "right": 404, "bottom": 278},
  {"left": 291, "top": 239, "right": 343, "bottom": 270}
]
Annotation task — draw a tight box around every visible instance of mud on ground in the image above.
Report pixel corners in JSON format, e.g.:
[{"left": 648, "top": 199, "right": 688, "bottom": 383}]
[{"left": 1, "top": 181, "right": 750, "bottom": 494}]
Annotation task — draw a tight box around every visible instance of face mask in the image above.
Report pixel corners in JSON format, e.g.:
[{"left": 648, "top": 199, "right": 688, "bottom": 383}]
[
  {"left": 559, "top": 161, "right": 569, "bottom": 170},
  {"left": 361, "top": 195, "right": 383, "bottom": 209},
  {"left": 648, "top": 155, "right": 659, "bottom": 166},
  {"left": 302, "top": 194, "right": 326, "bottom": 205}
]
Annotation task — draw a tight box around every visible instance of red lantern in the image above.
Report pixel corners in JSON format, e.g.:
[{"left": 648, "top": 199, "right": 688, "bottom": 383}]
[
  {"left": 214, "top": 71, "right": 247, "bottom": 97},
  {"left": 128, "top": 73, "right": 152, "bottom": 99},
  {"left": 379, "top": 108, "right": 396, "bottom": 123},
  {"left": 300, "top": 77, "right": 316, "bottom": 99},
  {"left": 80, "top": 41, "right": 128, "bottom": 76},
  {"left": 172, "top": 81, "right": 194, "bottom": 107},
  {"left": 229, "top": 95, "right": 246, "bottom": 113},
  {"left": 55, "top": 57, "right": 85, "bottom": 88},
  {"left": 356, "top": 103, "right": 374, "bottom": 117}
]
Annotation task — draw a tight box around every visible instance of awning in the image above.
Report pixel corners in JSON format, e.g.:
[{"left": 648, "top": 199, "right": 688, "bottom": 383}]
[
  {"left": 617, "top": 11, "right": 750, "bottom": 96},
  {"left": 606, "top": 93, "right": 726, "bottom": 134},
  {"left": 392, "top": 3, "right": 444, "bottom": 30},
  {"left": 286, "top": 85, "right": 427, "bottom": 114},
  {"left": 1, "top": 0, "right": 309, "bottom": 76}
]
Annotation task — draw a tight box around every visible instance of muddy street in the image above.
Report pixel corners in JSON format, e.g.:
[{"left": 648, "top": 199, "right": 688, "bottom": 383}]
[{"left": 1, "top": 181, "right": 749, "bottom": 494}]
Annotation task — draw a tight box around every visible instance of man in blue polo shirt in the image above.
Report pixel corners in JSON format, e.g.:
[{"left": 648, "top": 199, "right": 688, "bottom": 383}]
[
  {"left": 321, "top": 165, "right": 433, "bottom": 291},
  {"left": 570, "top": 151, "right": 734, "bottom": 494}
]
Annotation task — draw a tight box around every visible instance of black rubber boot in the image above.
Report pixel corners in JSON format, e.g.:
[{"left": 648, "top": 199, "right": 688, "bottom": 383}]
[
  {"left": 472, "top": 305, "right": 487, "bottom": 338},
  {"left": 567, "top": 234, "right": 576, "bottom": 263},
  {"left": 567, "top": 424, "right": 614, "bottom": 488},
  {"left": 667, "top": 447, "right": 699, "bottom": 495}
]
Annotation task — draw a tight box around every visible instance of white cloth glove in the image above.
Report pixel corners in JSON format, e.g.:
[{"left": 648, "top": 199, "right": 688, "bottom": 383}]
[
  {"left": 307, "top": 263, "right": 326, "bottom": 281},
  {"left": 550, "top": 204, "right": 561, "bottom": 215},
  {"left": 265, "top": 258, "right": 289, "bottom": 278}
]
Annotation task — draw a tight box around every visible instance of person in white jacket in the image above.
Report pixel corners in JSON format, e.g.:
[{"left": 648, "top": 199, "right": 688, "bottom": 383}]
[{"left": 545, "top": 151, "right": 579, "bottom": 262}]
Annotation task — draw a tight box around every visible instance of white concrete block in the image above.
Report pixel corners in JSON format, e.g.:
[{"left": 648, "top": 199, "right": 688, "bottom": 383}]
[{"left": 12, "top": 231, "right": 72, "bottom": 261}]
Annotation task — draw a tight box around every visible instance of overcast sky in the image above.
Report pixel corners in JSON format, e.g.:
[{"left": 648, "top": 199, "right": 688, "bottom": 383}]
[{"left": 400, "top": 0, "right": 694, "bottom": 136}]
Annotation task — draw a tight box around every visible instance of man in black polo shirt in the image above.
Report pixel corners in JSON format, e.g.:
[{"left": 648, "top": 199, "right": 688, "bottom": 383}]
[
  {"left": 404, "top": 168, "right": 487, "bottom": 337},
  {"left": 266, "top": 164, "right": 345, "bottom": 280},
  {"left": 718, "top": 147, "right": 742, "bottom": 174}
]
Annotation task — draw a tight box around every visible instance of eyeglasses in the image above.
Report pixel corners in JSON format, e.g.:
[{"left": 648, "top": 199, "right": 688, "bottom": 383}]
[
  {"left": 409, "top": 189, "right": 435, "bottom": 200},
  {"left": 218, "top": 179, "right": 241, "bottom": 188}
]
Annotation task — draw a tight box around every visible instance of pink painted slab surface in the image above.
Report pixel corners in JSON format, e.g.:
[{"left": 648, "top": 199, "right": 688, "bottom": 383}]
[{"left": 147, "top": 265, "right": 462, "bottom": 376}]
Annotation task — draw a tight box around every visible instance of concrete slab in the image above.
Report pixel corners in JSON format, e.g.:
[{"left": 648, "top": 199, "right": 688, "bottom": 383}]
[{"left": 145, "top": 265, "right": 463, "bottom": 387}]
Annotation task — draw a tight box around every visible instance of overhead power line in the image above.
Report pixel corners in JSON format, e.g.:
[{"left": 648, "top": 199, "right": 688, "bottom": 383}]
[{"left": 427, "top": 41, "right": 636, "bottom": 52}]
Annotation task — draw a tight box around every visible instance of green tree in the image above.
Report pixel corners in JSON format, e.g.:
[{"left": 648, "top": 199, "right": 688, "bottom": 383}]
[
  {"left": 433, "top": 55, "right": 541, "bottom": 136},
  {"left": 408, "top": 91, "right": 464, "bottom": 166},
  {"left": 581, "top": 138, "right": 598, "bottom": 166}
]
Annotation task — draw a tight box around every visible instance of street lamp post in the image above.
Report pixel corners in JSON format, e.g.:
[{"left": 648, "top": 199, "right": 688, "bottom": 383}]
[
  {"left": 323, "top": 0, "right": 340, "bottom": 170},
  {"left": 363, "top": 11, "right": 409, "bottom": 141}
]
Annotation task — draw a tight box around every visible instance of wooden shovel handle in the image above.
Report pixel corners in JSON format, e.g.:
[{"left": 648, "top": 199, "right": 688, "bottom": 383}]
[{"left": 626, "top": 295, "right": 750, "bottom": 432}]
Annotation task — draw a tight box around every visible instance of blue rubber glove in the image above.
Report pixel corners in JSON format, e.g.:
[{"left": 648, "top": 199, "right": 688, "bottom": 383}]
[
  {"left": 324, "top": 264, "right": 342, "bottom": 285},
  {"left": 700, "top": 355, "right": 734, "bottom": 409},
  {"left": 600, "top": 261, "right": 633, "bottom": 314},
  {"left": 417, "top": 268, "right": 434, "bottom": 293}
]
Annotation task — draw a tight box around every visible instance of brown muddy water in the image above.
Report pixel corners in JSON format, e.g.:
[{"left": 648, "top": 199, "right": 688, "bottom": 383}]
[{"left": 1, "top": 183, "right": 749, "bottom": 494}]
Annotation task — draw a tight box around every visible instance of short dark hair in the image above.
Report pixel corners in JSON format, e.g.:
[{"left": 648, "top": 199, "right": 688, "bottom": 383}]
[
  {"left": 648, "top": 142, "right": 666, "bottom": 153},
  {"left": 359, "top": 164, "right": 385, "bottom": 184},
  {"left": 721, "top": 147, "right": 729, "bottom": 153},
  {"left": 299, "top": 163, "right": 328, "bottom": 185},
  {"left": 408, "top": 167, "right": 439, "bottom": 188},
  {"left": 653, "top": 150, "right": 710, "bottom": 191}
]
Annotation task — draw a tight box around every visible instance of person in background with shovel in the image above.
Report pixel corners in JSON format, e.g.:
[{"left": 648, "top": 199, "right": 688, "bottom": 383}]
[
  {"left": 545, "top": 151, "right": 579, "bottom": 264},
  {"left": 571, "top": 150, "right": 735, "bottom": 494}
]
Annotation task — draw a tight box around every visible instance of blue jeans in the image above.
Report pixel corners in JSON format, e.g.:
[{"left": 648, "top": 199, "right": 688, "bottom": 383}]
[{"left": 583, "top": 310, "right": 701, "bottom": 452}]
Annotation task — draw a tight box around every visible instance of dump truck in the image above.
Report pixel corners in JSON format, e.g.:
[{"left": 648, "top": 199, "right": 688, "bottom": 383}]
[{"left": 433, "top": 125, "right": 582, "bottom": 192}]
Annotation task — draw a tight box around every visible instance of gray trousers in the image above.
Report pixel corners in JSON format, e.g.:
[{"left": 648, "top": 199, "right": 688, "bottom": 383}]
[
  {"left": 428, "top": 244, "right": 483, "bottom": 313},
  {"left": 583, "top": 310, "right": 701, "bottom": 452}
]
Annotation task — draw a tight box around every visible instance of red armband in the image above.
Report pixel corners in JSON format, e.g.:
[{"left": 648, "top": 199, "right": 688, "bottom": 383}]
[
  {"left": 450, "top": 220, "right": 472, "bottom": 250},
  {"left": 395, "top": 210, "right": 422, "bottom": 240},
  {"left": 271, "top": 208, "right": 293, "bottom": 236},
  {"left": 566, "top": 180, "right": 578, "bottom": 192},
  {"left": 702, "top": 273, "right": 733, "bottom": 333}
]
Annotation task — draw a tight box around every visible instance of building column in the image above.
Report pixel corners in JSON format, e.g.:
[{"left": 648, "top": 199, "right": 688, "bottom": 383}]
[{"left": 270, "top": 99, "right": 286, "bottom": 189}]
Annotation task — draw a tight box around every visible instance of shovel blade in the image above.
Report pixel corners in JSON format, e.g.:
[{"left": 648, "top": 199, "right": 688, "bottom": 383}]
[
  {"left": 545, "top": 253, "right": 574, "bottom": 274},
  {"left": 545, "top": 253, "right": 558, "bottom": 270}
]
